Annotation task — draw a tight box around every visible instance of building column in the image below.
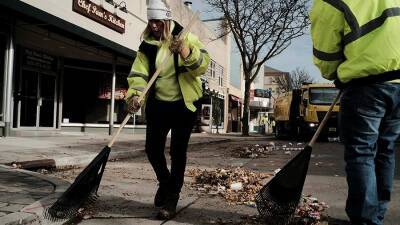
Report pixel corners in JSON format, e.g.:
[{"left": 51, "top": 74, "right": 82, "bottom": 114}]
[
  {"left": 57, "top": 58, "right": 64, "bottom": 129},
  {"left": 3, "top": 25, "right": 15, "bottom": 136},
  {"left": 1, "top": 38, "right": 7, "bottom": 134},
  {"left": 224, "top": 88, "right": 229, "bottom": 133},
  {"left": 209, "top": 93, "right": 213, "bottom": 132},
  {"left": 109, "top": 56, "right": 117, "bottom": 135}
]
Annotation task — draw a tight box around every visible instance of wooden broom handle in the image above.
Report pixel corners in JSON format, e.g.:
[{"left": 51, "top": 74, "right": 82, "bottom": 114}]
[
  {"left": 309, "top": 90, "right": 342, "bottom": 147},
  {"left": 107, "top": 12, "right": 200, "bottom": 148}
]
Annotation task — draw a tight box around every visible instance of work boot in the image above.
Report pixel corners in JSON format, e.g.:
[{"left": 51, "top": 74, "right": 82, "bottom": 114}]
[
  {"left": 154, "top": 183, "right": 168, "bottom": 208},
  {"left": 156, "top": 193, "right": 179, "bottom": 220}
]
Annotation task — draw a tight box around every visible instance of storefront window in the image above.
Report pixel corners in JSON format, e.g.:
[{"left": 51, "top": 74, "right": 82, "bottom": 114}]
[
  {"left": 62, "top": 59, "right": 132, "bottom": 125},
  {"left": 63, "top": 67, "right": 112, "bottom": 124}
]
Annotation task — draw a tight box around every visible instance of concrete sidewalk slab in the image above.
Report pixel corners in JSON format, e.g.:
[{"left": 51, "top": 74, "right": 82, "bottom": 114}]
[
  {"left": 0, "top": 165, "right": 70, "bottom": 225},
  {"left": 0, "top": 133, "right": 234, "bottom": 168}
]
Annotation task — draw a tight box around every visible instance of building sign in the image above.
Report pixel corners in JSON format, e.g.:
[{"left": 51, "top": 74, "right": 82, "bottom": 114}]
[
  {"left": 73, "top": 0, "right": 126, "bottom": 33},
  {"left": 254, "top": 89, "right": 272, "bottom": 98},
  {"left": 98, "top": 87, "right": 127, "bottom": 100},
  {"left": 22, "top": 48, "right": 57, "bottom": 72}
]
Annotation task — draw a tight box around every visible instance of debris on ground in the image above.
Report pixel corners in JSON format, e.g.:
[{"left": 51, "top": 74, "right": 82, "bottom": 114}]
[
  {"left": 187, "top": 167, "right": 271, "bottom": 206},
  {"left": 231, "top": 144, "right": 273, "bottom": 158},
  {"left": 209, "top": 195, "right": 329, "bottom": 225},
  {"left": 36, "top": 168, "right": 49, "bottom": 174},
  {"left": 232, "top": 142, "right": 305, "bottom": 158},
  {"left": 36, "top": 165, "right": 82, "bottom": 180},
  {"left": 208, "top": 215, "right": 263, "bottom": 225},
  {"left": 11, "top": 163, "right": 21, "bottom": 169},
  {"left": 212, "top": 213, "right": 329, "bottom": 225},
  {"left": 81, "top": 208, "right": 95, "bottom": 220},
  {"left": 294, "top": 195, "right": 329, "bottom": 225},
  {"left": 188, "top": 168, "right": 328, "bottom": 225},
  {"left": 273, "top": 168, "right": 281, "bottom": 175}
]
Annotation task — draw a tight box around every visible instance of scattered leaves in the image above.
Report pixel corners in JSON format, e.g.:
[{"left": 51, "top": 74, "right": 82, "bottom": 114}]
[
  {"left": 188, "top": 168, "right": 328, "bottom": 225},
  {"left": 232, "top": 142, "right": 305, "bottom": 158},
  {"left": 188, "top": 167, "right": 271, "bottom": 206},
  {"left": 294, "top": 195, "right": 329, "bottom": 225}
]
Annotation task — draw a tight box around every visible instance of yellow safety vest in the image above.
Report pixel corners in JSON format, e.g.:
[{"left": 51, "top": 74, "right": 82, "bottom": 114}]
[
  {"left": 125, "top": 21, "right": 210, "bottom": 112},
  {"left": 311, "top": 0, "right": 400, "bottom": 84}
]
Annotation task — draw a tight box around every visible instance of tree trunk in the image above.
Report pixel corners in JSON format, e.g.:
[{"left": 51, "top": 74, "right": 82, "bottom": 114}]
[{"left": 242, "top": 77, "right": 251, "bottom": 136}]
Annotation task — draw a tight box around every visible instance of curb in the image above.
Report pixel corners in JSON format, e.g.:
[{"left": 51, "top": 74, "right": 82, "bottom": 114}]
[
  {"left": 9, "top": 138, "right": 232, "bottom": 169},
  {"left": 0, "top": 165, "right": 70, "bottom": 225},
  {"left": 57, "top": 138, "right": 232, "bottom": 168}
]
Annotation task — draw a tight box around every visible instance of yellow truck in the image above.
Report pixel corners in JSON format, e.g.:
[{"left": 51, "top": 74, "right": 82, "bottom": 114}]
[{"left": 274, "top": 83, "right": 340, "bottom": 139}]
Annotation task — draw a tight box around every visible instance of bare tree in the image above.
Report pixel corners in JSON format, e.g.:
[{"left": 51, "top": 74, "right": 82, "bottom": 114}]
[
  {"left": 274, "top": 67, "right": 314, "bottom": 94},
  {"left": 205, "top": 0, "right": 310, "bottom": 136}
]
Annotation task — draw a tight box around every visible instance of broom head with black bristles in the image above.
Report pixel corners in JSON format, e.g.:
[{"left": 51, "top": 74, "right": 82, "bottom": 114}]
[
  {"left": 44, "top": 146, "right": 110, "bottom": 221},
  {"left": 255, "top": 145, "right": 312, "bottom": 225}
]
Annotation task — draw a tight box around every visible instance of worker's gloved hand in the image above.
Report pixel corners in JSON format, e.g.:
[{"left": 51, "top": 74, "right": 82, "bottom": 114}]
[
  {"left": 170, "top": 37, "right": 184, "bottom": 54},
  {"left": 334, "top": 79, "right": 346, "bottom": 90},
  {"left": 170, "top": 37, "right": 191, "bottom": 59},
  {"left": 127, "top": 96, "right": 141, "bottom": 114}
]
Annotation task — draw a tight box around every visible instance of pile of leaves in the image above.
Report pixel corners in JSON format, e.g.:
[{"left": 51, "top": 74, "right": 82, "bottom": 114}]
[
  {"left": 187, "top": 168, "right": 271, "bottom": 206},
  {"left": 231, "top": 144, "right": 274, "bottom": 158},
  {"left": 188, "top": 168, "right": 329, "bottom": 225},
  {"left": 232, "top": 143, "right": 305, "bottom": 158},
  {"left": 294, "top": 195, "right": 329, "bottom": 225},
  {"left": 208, "top": 195, "right": 329, "bottom": 225},
  {"left": 208, "top": 215, "right": 264, "bottom": 225}
]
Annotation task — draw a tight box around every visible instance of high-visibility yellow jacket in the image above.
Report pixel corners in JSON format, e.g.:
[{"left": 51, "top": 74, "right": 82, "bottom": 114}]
[
  {"left": 311, "top": 0, "right": 400, "bottom": 84},
  {"left": 125, "top": 21, "right": 210, "bottom": 112}
]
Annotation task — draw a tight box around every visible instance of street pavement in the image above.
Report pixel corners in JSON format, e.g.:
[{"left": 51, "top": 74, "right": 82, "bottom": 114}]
[
  {"left": 0, "top": 132, "right": 243, "bottom": 225},
  {"left": 0, "top": 132, "right": 399, "bottom": 225}
]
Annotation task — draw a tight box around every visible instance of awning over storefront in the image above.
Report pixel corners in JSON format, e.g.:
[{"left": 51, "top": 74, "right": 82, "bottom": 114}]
[
  {"left": 0, "top": 0, "right": 136, "bottom": 58},
  {"left": 249, "top": 100, "right": 269, "bottom": 108},
  {"left": 229, "top": 95, "right": 242, "bottom": 103}
]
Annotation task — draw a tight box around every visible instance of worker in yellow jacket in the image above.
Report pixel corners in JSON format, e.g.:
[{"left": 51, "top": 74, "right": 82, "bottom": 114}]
[
  {"left": 311, "top": 1, "right": 400, "bottom": 224},
  {"left": 125, "top": 0, "right": 210, "bottom": 220}
]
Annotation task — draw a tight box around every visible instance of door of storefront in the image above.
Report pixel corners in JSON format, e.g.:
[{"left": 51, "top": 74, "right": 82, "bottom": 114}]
[{"left": 16, "top": 69, "right": 57, "bottom": 128}]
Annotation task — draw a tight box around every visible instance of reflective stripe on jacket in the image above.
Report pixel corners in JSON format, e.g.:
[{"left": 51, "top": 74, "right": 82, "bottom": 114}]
[
  {"left": 311, "top": 0, "right": 400, "bottom": 83},
  {"left": 125, "top": 21, "right": 210, "bottom": 112}
]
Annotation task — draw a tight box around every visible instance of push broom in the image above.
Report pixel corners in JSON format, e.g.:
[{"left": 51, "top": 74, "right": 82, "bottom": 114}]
[
  {"left": 45, "top": 13, "right": 199, "bottom": 221},
  {"left": 255, "top": 90, "right": 342, "bottom": 225}
]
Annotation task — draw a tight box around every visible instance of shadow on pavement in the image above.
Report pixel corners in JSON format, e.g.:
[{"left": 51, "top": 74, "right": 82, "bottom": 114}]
[
  {"left": 327, "top": 217, "right": 351, "bottom": 225},
  {"left": 82, "top": 195, "right": 256, "bottom": 224}
]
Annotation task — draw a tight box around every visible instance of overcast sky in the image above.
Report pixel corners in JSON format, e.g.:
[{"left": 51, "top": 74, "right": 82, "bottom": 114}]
[{"left": 190, "top": 0, "right": 328, "bottom": 87}]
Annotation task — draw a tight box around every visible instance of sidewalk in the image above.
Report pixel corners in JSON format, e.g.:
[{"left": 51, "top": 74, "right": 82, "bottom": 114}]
[
  {"left": 0, "top": 132, "right": 267, "bottom": 225},
  {"left": 0, "top": 164, "right": 70, "bottom": 225},
  {"left": 0, "top": 132, "right": 240, "bottom": 168}
]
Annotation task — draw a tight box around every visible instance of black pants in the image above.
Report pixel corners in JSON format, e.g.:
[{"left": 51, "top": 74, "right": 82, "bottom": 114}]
[{"left": 145, "top": 98, "right": 197, "bottom": 194}]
